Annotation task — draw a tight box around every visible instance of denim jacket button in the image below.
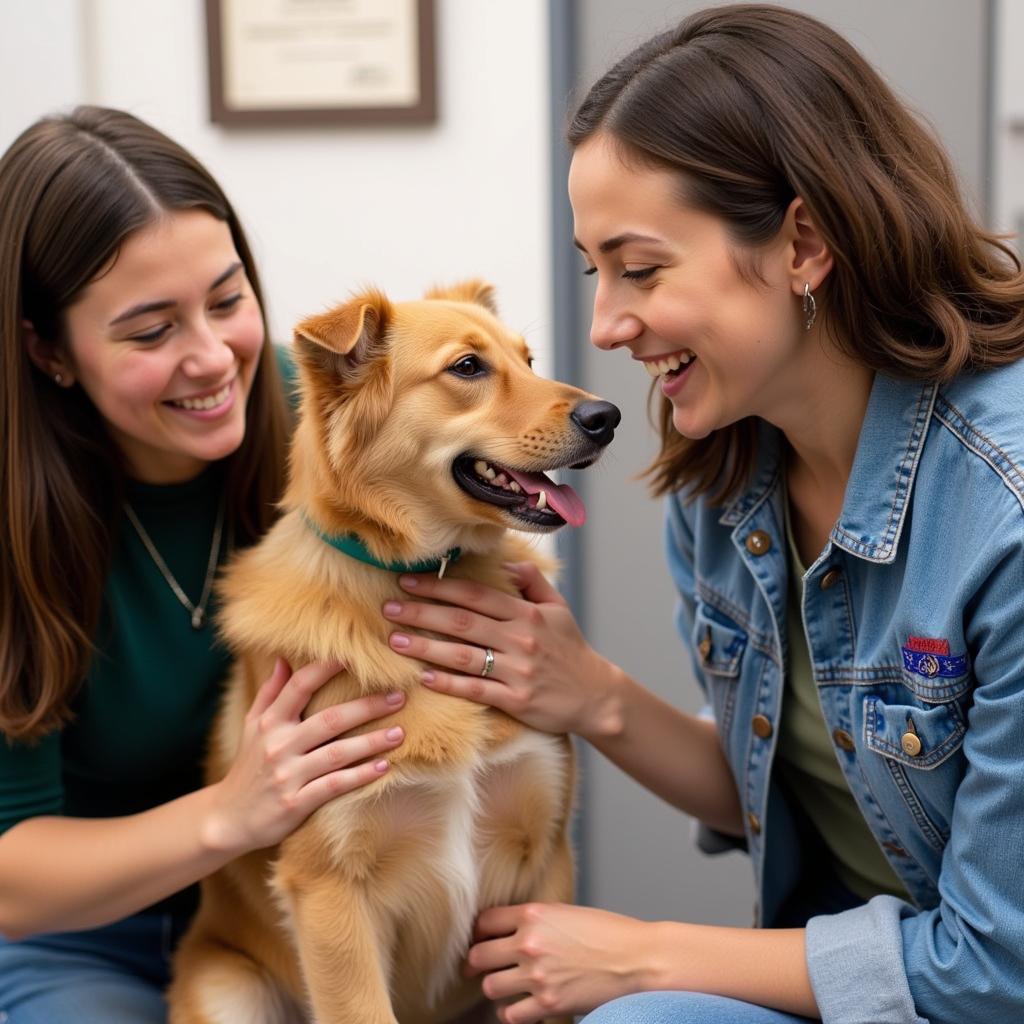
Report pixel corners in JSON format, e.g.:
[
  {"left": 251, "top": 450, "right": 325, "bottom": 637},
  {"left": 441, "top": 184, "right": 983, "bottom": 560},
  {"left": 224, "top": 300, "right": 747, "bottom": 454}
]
[
  {"left": 698, "top": 631, "right": 713, "bottom": 663},
  {"left": 832, "top": 728, "right": 855, "bottom": 752},
  {"left": 745, "top": 530, "right": 772, "bottom": 556},
  {"left": 751, "top": 714, "right": 773, "bottom": 739},
  {"left": 901, "top": 731, "right": 923, "bottom": 756},
  {"left": 820, "top": 567, "right": 842, "bottom": 589},
  {"left": 747, "top": 811, "right": 762, "bottom": 835}
]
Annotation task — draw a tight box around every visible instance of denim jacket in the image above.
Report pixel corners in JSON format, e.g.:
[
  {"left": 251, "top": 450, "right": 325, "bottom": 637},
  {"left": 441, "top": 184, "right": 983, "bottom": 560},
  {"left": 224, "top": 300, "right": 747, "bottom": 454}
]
[{"left": 665, "top": 365, "right": 1024, "bottom": 1024}]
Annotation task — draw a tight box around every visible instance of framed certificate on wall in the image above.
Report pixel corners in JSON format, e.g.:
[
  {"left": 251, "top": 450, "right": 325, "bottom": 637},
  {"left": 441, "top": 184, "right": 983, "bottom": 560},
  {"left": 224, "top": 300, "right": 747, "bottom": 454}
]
[{"left": 206, "top": 0, "right": 437, "bottom": 126}]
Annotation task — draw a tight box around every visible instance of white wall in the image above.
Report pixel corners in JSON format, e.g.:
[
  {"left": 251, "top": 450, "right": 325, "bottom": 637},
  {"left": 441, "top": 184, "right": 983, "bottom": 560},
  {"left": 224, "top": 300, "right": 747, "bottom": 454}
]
[{"left": 0, "top": 0, "right": 554, "bottom": 373}]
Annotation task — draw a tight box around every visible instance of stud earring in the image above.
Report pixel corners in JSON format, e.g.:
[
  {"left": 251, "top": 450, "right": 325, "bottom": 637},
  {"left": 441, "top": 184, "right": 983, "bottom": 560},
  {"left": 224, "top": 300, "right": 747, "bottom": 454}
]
[
  {"left": 802, "top": 283, "right": 818, "bottom": 332},
  {"left": 54, "top": 372, "right": 63, "bottom": 385}
]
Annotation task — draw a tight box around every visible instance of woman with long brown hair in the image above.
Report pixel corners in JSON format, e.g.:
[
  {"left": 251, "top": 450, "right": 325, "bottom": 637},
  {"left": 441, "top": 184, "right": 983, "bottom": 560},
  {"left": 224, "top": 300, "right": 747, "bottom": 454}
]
[
  {"left": 384, "top": 6, "right": 1024, "bottom": 1022},
  {"left": 0, "top": 106, "right": 404, "bottom": 1021}
]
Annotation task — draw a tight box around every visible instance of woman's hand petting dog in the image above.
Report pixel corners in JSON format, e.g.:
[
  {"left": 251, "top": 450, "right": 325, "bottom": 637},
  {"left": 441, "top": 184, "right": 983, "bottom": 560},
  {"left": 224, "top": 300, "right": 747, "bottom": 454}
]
[
  {"left": 202, "top": 658, "right": 405, "bottom": 856},
  {"left": 465, "top": 902, "right": 658, "bottom": 1023},
  {"left": 383, "top": 561, "right": 623, "bottom": 740}
]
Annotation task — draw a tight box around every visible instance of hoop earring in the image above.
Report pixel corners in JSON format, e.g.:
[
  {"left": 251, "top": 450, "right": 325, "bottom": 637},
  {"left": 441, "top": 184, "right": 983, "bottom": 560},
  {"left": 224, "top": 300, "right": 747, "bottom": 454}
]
[
  {"left": 53, "top": 372, "right": 63, "bottom": 385},
  {"left": 802, "top": 283, "right": 818, "bottom": 332}
]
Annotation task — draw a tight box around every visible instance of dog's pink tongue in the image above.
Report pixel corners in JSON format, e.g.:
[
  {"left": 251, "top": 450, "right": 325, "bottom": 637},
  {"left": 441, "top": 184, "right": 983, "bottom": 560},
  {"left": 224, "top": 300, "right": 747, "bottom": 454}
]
[{"left": 505, "top": 470, "right": 587, "bottom": 527}]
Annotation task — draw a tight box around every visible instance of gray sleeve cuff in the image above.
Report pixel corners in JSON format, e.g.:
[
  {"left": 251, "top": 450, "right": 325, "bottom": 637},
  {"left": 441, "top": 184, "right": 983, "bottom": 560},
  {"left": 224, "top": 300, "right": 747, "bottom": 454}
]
[{"left": 806, "top": 896, "right": 927, "bottom": 1024}]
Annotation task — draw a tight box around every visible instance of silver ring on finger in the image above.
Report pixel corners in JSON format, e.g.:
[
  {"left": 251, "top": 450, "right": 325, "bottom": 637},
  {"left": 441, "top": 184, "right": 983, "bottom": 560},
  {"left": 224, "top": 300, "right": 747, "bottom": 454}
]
[{"left": 480, "top": 647, "right": 495, "bottom": 678}]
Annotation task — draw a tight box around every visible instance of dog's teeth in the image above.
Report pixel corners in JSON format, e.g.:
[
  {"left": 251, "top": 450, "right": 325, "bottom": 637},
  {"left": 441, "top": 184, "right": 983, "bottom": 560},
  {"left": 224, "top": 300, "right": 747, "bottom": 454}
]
[
  {"left": 494, "top": 473, "right": 508, "bottom": 487},
  {"left": 474, "top": 460, "right": 489, "bottom": 477},
  {"left": 485, "top": 468, "right": 497, "bottom": 480},
  {"left": 510, "top": 481, "right": 521, "bottom": 493},
  {"left": 536, "top": 490, "right": 547, "bottom": 510}
]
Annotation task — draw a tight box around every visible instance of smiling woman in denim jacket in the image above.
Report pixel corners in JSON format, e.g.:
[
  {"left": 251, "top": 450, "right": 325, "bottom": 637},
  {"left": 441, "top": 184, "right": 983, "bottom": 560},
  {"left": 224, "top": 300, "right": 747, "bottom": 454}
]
[{"left": 382, "top": 5, "right": 1024, "bottom": 1024}]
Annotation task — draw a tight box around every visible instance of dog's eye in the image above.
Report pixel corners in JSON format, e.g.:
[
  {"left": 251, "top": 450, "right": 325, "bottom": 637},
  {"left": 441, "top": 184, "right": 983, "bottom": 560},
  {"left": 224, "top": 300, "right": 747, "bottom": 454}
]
[{"left": 449, "top": 355, "right": 486, "bottom": 378}]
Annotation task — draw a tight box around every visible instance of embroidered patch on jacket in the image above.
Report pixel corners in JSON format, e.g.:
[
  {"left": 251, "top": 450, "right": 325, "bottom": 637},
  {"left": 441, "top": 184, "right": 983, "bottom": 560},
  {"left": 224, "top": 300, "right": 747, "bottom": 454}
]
[{"left": 902, "top": 636, "right": 968, "bottom": 678}]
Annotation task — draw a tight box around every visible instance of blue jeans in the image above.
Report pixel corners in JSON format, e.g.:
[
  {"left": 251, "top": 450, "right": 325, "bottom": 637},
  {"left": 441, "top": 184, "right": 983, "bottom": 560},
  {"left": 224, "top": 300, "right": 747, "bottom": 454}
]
[
  {"left": 580, "top": 991, "right": 816, "bottom": 1023},
  {"left": 0, "top": 912, "right": 191, "bottom": 1023}
]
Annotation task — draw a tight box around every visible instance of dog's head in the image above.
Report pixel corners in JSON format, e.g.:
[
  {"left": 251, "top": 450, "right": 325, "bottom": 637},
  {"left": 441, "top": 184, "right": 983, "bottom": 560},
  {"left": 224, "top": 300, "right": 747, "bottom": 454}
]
[{"left": 287, "top": 281, "right": 619, "bottom": 558}]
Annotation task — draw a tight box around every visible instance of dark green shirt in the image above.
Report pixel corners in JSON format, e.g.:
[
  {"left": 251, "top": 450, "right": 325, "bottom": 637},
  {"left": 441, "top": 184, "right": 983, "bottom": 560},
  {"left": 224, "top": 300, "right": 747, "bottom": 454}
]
[{"left": 0, "top": 345, "right": 296, "bottom": 915}]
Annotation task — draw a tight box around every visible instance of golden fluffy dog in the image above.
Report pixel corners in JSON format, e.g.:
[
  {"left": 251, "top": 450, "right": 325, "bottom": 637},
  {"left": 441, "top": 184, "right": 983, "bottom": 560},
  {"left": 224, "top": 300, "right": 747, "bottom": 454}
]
[{"left": 167, "top": 281, "right": 619, "bottom": 1023}]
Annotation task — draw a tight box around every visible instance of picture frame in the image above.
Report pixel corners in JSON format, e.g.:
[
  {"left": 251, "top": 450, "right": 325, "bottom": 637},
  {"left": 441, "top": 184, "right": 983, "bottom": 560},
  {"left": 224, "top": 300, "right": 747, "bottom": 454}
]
[{"left": 205, "top": 0, "right": 437, "bottom": 127}]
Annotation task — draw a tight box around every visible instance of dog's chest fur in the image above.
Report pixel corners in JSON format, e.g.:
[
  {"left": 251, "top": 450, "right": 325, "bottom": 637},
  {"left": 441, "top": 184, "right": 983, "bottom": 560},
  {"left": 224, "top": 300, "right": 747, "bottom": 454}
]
[{"left": 202, "top": 515, "right": 573, "bottom": 1013}]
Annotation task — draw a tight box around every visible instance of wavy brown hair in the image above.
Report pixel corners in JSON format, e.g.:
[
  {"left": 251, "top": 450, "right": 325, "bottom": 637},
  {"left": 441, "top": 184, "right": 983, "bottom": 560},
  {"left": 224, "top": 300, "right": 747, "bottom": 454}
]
[
  {"left": 0, "top": 106, "right": 291, "bottom": 740},
  {"left": 568, "top": 3, "right": 1024, "bottom": 504}
]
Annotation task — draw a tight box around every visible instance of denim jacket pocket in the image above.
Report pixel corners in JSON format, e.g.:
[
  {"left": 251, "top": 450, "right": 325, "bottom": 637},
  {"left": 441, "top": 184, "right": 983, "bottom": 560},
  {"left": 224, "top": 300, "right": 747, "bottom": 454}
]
[
  {"left": 693, "top": 603, "right": 748, "bottom": 736},
  {"left": 864, "top": 696, "right": 967, "bottom": 850}
]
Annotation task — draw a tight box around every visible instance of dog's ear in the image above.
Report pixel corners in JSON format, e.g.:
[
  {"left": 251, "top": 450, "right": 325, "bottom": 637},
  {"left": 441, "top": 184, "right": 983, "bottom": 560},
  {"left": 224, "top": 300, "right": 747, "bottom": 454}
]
[
  {"left": 293, "top": 290, "right": 393, "bottom": 377},
  {"left": 424, "top": 279, "right": 498, "bottom": 316},
  {"left": 293, "top": 290, "right": 394, "bottom": 447}
]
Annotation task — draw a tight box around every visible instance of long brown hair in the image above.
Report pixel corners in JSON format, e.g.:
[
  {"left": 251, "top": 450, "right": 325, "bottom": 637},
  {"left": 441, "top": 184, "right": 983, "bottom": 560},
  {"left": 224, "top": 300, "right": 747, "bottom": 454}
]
[
  {"left": 568, "top": 3, "right": 1024, "bottom": 503},
  {"left": 0, "top": 106, "right": 291, "bottom": 740}
]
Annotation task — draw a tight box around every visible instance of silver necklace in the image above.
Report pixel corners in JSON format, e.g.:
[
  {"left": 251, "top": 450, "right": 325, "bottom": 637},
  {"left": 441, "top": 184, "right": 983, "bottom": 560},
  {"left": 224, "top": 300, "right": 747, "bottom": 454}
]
[{"left": 123, "top": 497, "right": 225, "bottom": 630}]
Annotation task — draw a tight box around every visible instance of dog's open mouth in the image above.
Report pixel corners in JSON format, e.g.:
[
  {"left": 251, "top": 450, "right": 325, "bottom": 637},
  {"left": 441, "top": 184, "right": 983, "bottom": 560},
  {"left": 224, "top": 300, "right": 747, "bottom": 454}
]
[{"left": 452, "top": 455, "right": 588, "bottom": 529}]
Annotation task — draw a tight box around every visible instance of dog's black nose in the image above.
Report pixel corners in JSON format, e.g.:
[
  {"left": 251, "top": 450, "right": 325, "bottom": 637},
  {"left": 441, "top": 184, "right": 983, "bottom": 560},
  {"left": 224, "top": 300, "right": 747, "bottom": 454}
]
[{"left": 570, "top": 400, "right": 621, "bottom": 446}]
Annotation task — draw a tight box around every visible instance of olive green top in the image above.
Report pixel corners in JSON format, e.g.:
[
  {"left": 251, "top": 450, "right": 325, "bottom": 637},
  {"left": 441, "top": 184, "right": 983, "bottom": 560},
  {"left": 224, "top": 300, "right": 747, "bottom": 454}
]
[{"left": 774, "top": 501, "right": 908, "bottom": 901}]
